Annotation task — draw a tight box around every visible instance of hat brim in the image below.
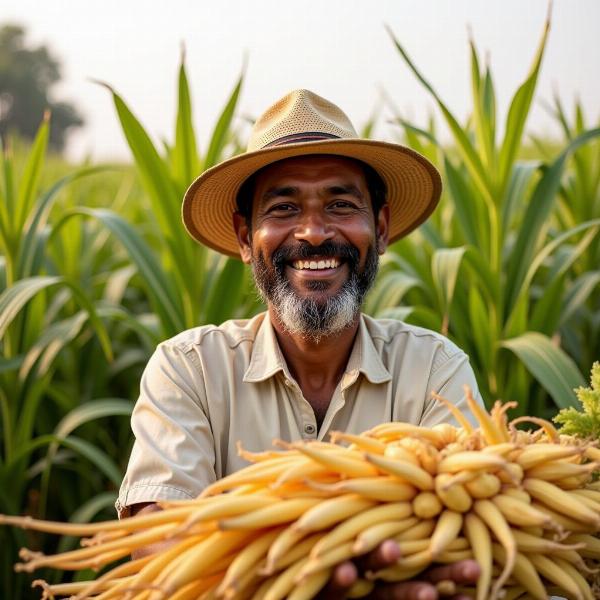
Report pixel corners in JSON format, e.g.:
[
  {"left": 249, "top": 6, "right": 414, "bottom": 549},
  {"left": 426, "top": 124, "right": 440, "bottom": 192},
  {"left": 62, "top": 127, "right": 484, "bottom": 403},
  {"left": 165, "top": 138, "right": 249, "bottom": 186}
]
[{"left": 182, "top": 138, "right": 442, "bottom": 257}]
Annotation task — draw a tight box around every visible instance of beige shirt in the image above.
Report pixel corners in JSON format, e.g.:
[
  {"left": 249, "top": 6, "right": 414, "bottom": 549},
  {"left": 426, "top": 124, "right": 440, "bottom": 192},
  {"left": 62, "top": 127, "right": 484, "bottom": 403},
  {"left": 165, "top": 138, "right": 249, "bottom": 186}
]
[{"left": 116, "top": 312, "right": 482, "bottom": 517}]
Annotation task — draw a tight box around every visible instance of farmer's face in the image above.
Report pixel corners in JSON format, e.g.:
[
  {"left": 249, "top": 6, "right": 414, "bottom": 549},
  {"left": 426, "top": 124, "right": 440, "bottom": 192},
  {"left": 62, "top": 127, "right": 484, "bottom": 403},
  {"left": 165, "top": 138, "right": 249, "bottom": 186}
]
[{"left": 234, "top": 155, "right": 389, "bottom": 340}]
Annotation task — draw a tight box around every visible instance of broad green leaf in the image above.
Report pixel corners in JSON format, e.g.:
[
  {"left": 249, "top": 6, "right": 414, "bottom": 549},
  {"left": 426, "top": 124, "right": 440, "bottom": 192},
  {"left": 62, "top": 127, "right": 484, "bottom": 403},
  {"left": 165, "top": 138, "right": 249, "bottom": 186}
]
[
  {"left": 54, "top": 398, "right": 133, "bottom": 438},
  {"left": 0, "top": 386, "right": 11, "bottom": 461},
  {"left": 0, "top": 355, "right": 23, "bottom": 373},
  {"left": 529, "top": 275, "right": 566, "bottom": 335},
  {"left": 204, "top": 71, "right": 244, "bottom": 169},
  {"left": 99, "top": 82, "right": 192, "bottom": 277},
  {"left": 17, "top": 165, "right": 110, "bottom": 279},
  {"left": 481, "top": 66, "right": 497, "bottom": 158},
  {"left": 96, "top": 304, "right": 160, "bottom": 350},
  {"left": 498, "top": 17, "right": 549, "bottom": 196},
  {"left": 59, "top": 435, "right": 124, "bottom": 487},
  {"left": 560, "top": 272, "right": 600, "bottom": 326},
  {"left": 14, "top": 112, "right": 50, "bottom": 236},
  {"left": 504, "top": 128, "right": 600, "bottom": 317},
  {"left": 389, "top": 305, "right": 442, "bottom": 331},
  {"left": 108, "top": 347, "right": 150, "bottom": 377},
  {"left": 468, "top": 285, "right": 494, "bottom": 375},
  {"left": 52, "top": 208, "right": 185, "bottom": 336},
  {"left": 505, "top": 219, "right": 600, "bottom": 333},
  {"left": 0, "top": 275, "right": 61, "bottom": 339},
  {"left": 443, "top": 157, "right": 482, "bottom": 248},
  {"left": 10, "top": 433, "right": 123, "bottom": 489},
  {"left": 366, "top": 271, "right": 421, "bottom": 316},
  {"left": 103, "top": 264, "right": 138, "bottom": 305},
  {"left": 387, "top": 27, "right": 495, "bottom": 212},
  {"left": 0, "top": 275, "right": 112, "bottom": 362},
  {"left": 431, "top": 246, "right": 467, "bottom": 331},
  {"left": 172, "top": 53, "right": 200, "bottom": 190},
  {"left": 19, "top": 311, "right": 88, "bottom": 380},
  {"left": 501, "top": 332, "right": 585, "bottom": 410},
  {"left": 547, "top": 227, "right": 599, "bottom": 282},
  {"left": 0, "top": 139, "right": 13, "bottom": 256},
  {"left": 501, "top": 161, "right": 540, "bottom": 232},
  {"left": 469, "top": 37, "right": 495, "bottom": 172},
  {"left": 462, "top": 246, "right": 498, "bottom": 302},
  {"left": 202, "top": 257, "right": 248, "bottom": 324},
  {"left": 392, "top": 117, "right": 440, "bottom": 149}
]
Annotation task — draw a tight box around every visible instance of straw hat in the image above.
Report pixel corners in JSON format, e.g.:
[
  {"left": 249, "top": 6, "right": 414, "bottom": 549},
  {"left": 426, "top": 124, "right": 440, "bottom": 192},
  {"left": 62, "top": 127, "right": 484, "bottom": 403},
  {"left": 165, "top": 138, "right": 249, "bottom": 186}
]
[{"left": 182, "top": 89, "right": 441, "bottom": 257}]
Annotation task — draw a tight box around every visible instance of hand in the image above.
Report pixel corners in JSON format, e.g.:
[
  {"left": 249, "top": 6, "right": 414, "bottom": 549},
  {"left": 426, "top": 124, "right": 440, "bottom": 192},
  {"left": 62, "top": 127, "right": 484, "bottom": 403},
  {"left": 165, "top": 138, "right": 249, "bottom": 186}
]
[{"left": 318, "top": 540, "right": 480, "bottom": 599}]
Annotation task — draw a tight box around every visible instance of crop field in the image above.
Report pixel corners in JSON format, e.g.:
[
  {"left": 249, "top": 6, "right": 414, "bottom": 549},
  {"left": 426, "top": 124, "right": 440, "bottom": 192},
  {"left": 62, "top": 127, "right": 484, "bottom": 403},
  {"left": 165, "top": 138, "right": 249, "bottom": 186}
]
[{"left": 0, "top": 21, "right": 598, "bottom": 598}]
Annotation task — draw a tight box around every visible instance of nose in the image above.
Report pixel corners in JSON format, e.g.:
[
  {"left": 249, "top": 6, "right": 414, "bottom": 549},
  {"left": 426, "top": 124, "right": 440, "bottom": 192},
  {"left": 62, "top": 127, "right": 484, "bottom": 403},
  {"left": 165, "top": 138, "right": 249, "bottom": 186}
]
[{"left": 294, "top": 210, "right": 335, "bottom": 246}]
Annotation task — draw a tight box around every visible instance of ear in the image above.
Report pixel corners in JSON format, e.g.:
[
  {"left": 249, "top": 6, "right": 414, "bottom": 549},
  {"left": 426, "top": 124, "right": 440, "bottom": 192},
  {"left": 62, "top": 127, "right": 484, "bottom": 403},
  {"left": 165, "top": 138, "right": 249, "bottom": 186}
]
[
  {"left": 376, "top": 203, "right": 390, "bottom": 255},
  {"left": 233, "top": 212, "right": 252, "bottom": 264}
]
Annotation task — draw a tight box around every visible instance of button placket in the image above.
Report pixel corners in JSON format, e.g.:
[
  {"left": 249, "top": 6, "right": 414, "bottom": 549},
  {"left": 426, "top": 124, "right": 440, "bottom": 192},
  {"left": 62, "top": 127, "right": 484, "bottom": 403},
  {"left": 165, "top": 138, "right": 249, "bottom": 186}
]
[{"left": 281, "top": 374, "right": 316, "bottom": 438}]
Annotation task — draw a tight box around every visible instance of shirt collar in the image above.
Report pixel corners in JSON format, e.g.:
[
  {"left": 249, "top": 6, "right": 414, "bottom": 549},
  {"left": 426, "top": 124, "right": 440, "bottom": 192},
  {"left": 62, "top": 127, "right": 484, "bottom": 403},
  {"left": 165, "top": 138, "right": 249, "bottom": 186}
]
[
  {"left": 243, "top": 313, "right": 391, "bottom": 385},
  {"left": 243, "top": 312, "right": 289, "bottom": 382}
]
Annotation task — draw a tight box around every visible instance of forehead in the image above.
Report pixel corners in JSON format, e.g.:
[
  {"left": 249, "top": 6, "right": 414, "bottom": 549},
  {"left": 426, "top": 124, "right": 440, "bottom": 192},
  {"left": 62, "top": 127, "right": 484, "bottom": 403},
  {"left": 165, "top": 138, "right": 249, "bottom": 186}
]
[{"left": 253, "top": 155, "right": 367, "bottom": 189}]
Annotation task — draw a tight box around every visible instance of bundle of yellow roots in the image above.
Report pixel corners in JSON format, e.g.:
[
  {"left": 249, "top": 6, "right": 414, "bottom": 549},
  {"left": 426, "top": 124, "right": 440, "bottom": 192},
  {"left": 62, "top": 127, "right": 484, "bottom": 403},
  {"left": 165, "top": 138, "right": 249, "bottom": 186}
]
[{"left": 3, "top": 389, "right": 600, "bottom": 600}]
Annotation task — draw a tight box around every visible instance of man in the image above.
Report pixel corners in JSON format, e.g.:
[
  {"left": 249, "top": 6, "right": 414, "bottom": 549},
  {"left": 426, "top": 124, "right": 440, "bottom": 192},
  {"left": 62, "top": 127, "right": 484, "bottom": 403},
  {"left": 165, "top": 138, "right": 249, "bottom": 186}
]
[{"left": 117, "top": 89, "right": 482, "bottom": 598}]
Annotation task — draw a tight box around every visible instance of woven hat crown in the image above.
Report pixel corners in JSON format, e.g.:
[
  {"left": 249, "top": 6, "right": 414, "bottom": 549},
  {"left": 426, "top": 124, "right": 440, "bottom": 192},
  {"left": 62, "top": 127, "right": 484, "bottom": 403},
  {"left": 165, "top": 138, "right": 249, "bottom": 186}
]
[{"left": 248, "top": 89, "right": 358, "bottom": 151}]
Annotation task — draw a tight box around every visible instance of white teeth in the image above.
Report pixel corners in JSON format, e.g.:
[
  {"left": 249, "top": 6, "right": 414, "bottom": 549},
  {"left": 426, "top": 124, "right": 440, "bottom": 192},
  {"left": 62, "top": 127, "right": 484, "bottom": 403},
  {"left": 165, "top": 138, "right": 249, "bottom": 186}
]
[{"left": 292, "top": 258, "right": 340, "bottom": 270}]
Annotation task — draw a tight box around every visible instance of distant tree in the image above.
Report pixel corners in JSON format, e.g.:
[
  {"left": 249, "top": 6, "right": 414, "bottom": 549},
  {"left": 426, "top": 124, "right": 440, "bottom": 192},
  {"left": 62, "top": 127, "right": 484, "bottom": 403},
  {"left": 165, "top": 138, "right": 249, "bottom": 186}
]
[{"left": 0, "top": 24, "right": 84, "bottom": 152}]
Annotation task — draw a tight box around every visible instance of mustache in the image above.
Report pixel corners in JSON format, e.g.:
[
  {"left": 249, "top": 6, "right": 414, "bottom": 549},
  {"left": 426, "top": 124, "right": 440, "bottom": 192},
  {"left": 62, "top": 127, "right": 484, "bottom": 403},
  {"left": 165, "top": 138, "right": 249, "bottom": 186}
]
[{"left": 271, "top": 241, "right": 360, "bottom": 272}]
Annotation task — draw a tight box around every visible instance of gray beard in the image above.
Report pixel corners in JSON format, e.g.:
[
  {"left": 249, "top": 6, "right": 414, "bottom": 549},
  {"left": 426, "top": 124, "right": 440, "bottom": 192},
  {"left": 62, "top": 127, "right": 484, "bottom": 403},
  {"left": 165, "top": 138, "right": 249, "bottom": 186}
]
[{"left": 251, "top": 245, "right": 379, "bottom": 344}]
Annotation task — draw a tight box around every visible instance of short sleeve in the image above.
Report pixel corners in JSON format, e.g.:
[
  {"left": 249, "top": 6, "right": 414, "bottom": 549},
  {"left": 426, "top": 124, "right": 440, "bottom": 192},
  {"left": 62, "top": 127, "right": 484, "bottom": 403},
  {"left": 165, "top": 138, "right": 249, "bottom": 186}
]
[
  {"left": 116, "top": 341, "right": 216, "bottom": 518},
  {"left": 418, "top": 349, "right": 484, "bottom": 428}
]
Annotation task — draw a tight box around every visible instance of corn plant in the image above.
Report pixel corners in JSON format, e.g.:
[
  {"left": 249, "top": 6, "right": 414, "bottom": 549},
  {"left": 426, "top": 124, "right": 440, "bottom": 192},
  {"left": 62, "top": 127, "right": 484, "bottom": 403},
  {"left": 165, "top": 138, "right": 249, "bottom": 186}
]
[
  {"left": 534, "top": 96, "right": 600, "bottom": 371},
  {"left": 0, "top": 120, "right": 145, "bottom": 598},
  {"left": 86, "top": 53, "right": 261, "bottom": 341},
  {"left": 366, "top": 17, "right": 600, "bottom": 416},
  {"left": 0, "top": 54, "right": 262, "bottom": 597}
]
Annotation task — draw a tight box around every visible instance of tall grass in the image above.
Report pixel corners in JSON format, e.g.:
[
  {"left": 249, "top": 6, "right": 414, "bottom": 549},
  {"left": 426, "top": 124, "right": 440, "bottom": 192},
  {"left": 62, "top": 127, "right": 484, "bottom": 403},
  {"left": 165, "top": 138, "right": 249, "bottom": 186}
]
[
  {"left": 366, "top": 17, "right": 600, "bottom": 416},
  {"left": 0, "top": 121, "right": 140, "bottom": 597},
  {"left": 0, "top": 20, "right": 598, "bottom": 598},
  {"left": 0, "top": 58, "right": 261, "bottom": 597}
]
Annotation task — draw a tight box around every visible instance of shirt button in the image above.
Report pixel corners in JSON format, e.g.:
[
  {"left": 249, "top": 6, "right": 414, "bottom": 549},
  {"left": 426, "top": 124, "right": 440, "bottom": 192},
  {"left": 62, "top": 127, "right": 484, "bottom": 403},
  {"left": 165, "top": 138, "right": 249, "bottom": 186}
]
[
  {"left": 284, "top": 379, "right": 293, "bottom": 387},
  {"left": 304, "top": 424, "right": 316, "bottom": 435}
]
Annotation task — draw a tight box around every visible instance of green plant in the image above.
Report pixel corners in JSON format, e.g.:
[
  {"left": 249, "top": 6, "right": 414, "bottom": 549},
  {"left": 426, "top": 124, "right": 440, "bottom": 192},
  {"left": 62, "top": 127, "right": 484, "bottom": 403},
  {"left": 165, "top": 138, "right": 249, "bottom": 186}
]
[
  {"left": 0, "top": 119, "right": 139, "bottom": 598},
  {"left": 0, "top": 53, "right": 262, "bottom": 598},
  {"left": 554, "top": 362, "right": 600, "bottom": 439},
  {"left": 366, "top": 16, "right": 600, "bottom": 416}
]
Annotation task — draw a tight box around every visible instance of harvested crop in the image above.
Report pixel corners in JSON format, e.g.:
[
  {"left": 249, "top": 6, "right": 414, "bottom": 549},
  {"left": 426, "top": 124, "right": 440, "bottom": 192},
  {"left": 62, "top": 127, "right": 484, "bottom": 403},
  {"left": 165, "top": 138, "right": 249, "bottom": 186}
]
[{"left": 1, "top": 386, "right": 600, "bottom": 599}]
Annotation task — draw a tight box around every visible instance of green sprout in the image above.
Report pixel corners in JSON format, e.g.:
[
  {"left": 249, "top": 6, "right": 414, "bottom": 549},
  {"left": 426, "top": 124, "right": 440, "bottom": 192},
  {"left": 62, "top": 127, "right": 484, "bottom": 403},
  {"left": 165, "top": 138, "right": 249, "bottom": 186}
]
[{"left": 554, "top": 362, "right": 600, "bottom": 440}]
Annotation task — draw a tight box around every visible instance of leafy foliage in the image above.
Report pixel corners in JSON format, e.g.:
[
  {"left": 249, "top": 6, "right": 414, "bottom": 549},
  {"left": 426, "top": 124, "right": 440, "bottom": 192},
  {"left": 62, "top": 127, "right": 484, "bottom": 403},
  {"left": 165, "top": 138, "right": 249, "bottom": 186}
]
[
  {"left": 0, "top": 50, "right": 259, "bottom": 599},
  {"left": 367, "top": 17, "right": 600, "bottom": 416},
  {"left": 0, "top": 18, "right": 599, "bottom": 599},
  {"left": 554, "top": 362, "right": 600, "bottom": 439}
]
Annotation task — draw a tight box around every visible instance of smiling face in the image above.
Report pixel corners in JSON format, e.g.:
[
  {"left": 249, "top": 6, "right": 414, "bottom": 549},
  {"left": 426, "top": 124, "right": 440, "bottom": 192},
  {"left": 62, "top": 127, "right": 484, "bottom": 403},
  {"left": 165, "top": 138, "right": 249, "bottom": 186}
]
[{"left": 234, "top": 155, "right": 389, "bottom": 341}]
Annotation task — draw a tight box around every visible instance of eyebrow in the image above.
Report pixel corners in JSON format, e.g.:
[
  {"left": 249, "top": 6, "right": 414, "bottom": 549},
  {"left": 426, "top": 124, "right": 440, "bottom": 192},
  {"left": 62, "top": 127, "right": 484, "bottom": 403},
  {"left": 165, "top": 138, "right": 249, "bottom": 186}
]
[
  {"left": 261, "top": 183, "right": 365, "bottom": 203},
  {"left": 261, "top": 186, "right": 299, "bottom": 202},
  {"left": 327, "top": 184, "right": 365, "bottom": 201}
]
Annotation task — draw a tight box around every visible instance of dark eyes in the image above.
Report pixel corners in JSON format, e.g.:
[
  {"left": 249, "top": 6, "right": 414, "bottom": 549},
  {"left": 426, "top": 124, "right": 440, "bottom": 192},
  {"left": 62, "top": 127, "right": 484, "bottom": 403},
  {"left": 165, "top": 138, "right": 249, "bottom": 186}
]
[
  {"left": 268, "top": 203, "right": 297, "bottom": 213},
  {"left": 330, "top": 200, "right": 356, "bottom": 210},
  {"left": 266, "top": 200, "right": 358, "bottom": 215}
]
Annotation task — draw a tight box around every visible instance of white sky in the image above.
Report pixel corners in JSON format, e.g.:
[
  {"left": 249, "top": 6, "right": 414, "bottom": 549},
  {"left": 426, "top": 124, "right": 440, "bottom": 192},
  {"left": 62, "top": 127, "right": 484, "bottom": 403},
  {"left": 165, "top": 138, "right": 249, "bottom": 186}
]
[{"left": 3, "top": 0, "right": 599, "bottom": 162}]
